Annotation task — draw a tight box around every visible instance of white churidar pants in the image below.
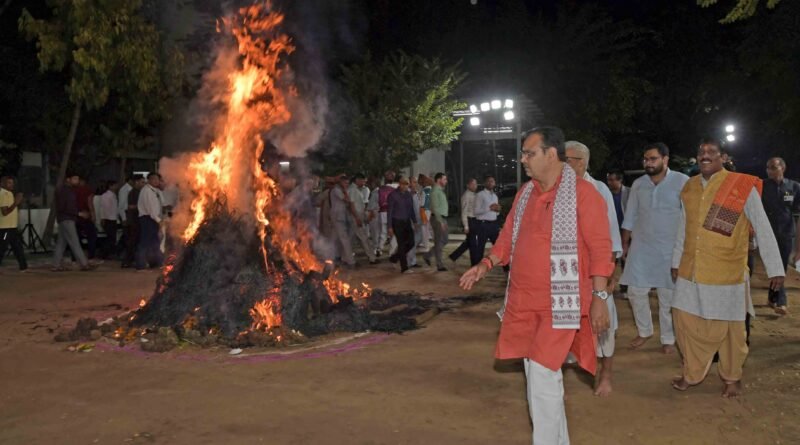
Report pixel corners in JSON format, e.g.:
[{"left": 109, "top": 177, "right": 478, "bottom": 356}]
[
  {"left": 524, "top": 358, "right": 570, "bottom": 445},
  {"left": 627, "top": 286, "right": 675, "bottom": 345}
]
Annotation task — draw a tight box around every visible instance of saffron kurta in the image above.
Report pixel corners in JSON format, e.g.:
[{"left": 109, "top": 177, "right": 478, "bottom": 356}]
[{"left": 491, "top": 175, "right": 614, "bottom": 375}]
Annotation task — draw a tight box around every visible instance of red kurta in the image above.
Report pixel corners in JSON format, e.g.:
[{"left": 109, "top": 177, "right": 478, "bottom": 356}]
[{"left": 491, "top": 174, "right": 614, "bottom": 375}]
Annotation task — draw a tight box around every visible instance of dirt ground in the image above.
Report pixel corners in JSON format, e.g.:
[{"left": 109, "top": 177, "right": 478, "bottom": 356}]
[{"left": 1, "top": 248, "right": 799, "bottom": 445}]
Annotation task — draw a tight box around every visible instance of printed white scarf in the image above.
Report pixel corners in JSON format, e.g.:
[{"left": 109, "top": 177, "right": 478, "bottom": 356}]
[{"left": 498, "top": 163, "right": 580, "bottom": 329}]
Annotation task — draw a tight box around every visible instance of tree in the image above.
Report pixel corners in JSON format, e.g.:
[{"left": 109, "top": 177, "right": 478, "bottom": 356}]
[
  {"left": 337, "top": 51, "right": 466, "bottom": 177},
  {"left": 0, "top": 126, "right": 19, "bottom": 174},
  {"left": 697, "top": 0, "right": 783, "bottom": 23},
  {"left": 19, "top": 0, "right": 182, "bottom": 242}
]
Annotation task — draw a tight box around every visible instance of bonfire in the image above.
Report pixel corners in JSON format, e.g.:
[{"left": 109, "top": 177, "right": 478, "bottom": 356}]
[{"left": 63, "top": 3, "right": 433, "bottom": 351}]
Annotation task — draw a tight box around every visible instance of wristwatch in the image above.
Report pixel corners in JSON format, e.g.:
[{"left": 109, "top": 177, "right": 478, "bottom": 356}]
[{"left": 592, "top": 290, "right": 610, "bottom": 300}]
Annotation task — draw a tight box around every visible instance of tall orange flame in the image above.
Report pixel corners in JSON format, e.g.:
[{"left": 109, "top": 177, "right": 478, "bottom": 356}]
[{"left": 174, "top": 2, "right": 369, "bottom": 333}]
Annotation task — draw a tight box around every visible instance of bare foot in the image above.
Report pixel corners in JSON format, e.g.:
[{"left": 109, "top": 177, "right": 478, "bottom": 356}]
[
  {"left": 722, "top": 381, "right": 742, "bottom": 398},
  {"left": 629, "top": 335, "right": 652, "bottom": 349},
  {"left": 662, "top": 344, "right": 677, "bottom": 354},
  {"left": 671, "top": 376, "right": 692, "bottom": 391},
  {"left": 594, "top": 372, "right": 613, "bottom": 397},
  {"left": 775, "top": 306, "right": 788, "bottom": 315}
]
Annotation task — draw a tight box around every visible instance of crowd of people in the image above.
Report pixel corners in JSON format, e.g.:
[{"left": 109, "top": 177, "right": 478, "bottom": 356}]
[
  {"left": 459, "top": 126, "right": 795, "bottom": 444},
  {"left": 313, "top": 170, "right": 451, "bottom": 273},
  {"left": 1, "top": 127, "right": 798, "bottom": 445},
  {"left": 0, "top": 171, "right": 173, "bottom": 272},
  {"left": 49, "top": 171, "right": 172, "bottom": 272}
]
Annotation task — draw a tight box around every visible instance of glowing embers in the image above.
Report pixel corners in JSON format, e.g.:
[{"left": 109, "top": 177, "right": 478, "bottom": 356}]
[
  {"left": 249, "top": 275, "right": 283, "bottom": 331},
  {"left": 323, "top": 269, "right": 371, "bottom": 304}
]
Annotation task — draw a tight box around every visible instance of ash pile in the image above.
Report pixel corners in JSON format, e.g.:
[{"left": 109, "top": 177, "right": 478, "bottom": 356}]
[{"left": 54, "top": 211, "right": 441, "bottom": 352}]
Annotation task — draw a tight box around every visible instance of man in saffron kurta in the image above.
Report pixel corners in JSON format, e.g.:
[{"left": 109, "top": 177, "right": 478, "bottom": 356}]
[
  {"left": 671, "top": 138, "right": 784, "bottom": 398},
  {"left": 460, "top": 126, "right": 613, "bottom": 445}
]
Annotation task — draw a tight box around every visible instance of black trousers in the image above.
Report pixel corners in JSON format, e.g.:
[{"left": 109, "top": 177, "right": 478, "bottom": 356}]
[
  {"left": 76, "top": 217, "right": 97, "bottom": 259},
  {"left": 390, "top": 218, "right": 415, "bottom": 272},
  {"left": 0, "top": 228, "right": 27, "bottom": 270},
  {"left": 123, "top": 218, "right": 140, "bottom": 267},
  {"left": 470, "top": 219, "right": 500, "bottom": 265},
  {"left": 101, "top": 219, "right": 118, "bottom": 259},
  {"left": 768, "top": 233, "right": 792, "bottom": 307},
  {"left": 449, "top": 217, "right": 476, "bottom": 262},
  {"left": 136, "top": 216, "right": 163, "bottom": 269}
]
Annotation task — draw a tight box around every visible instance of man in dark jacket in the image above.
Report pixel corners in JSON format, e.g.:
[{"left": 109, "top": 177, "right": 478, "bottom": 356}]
[
  {"left": 387, "top": 176, "right": 418, "bottom": 274},
  {"left": 52, "top": 173, "right": 92, "bottom": 271}
]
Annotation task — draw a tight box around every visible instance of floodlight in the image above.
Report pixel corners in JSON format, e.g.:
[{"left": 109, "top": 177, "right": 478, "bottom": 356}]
[
  {"left": 504, "top": 99, "right": 513, "bottom": 109},
  {"left": 725, "top": 124, "right": 735, "bottom": 133},
  {"left": 469, "top": 104, "right": 478, "bottom": 114},
  {"left": 491, "top": 99, "right": 501, "bottom": 109},
  {"left": 726, "top": 134, "right": 736, "bottom": 142},
  {"left": 503, "top": 110, "right": 515, "bottom": 121},
  {"left": 480, "top": 102, "right": 490, "bottom": 111},
  {"left": 470, "top": 117, "right": 480, "bottom": 126}
]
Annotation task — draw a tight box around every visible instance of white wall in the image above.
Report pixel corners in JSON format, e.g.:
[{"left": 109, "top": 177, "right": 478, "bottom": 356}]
[{"left": 404, "top": 146, "right": 446, "bottom": 180}]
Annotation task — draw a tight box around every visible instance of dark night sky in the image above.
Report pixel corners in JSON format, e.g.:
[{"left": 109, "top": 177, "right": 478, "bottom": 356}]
[
  {"left": 351, "top": 0, "right": 800, "bottom": 176},
  {"left": 2, "top": 0, "right": 799, "bottom": 178}
]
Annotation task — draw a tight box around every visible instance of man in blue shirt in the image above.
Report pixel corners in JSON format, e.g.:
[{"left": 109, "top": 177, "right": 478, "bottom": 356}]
[
  {"left": 761, "top": 157, "right": 800, "bottom": 315},
  {"left": 387, "top": 177, "right": 419, "bottom": 274}
]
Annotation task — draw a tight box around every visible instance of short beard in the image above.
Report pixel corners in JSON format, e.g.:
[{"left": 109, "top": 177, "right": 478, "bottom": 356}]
[{"left": 645, "top": 165, "right": 664, "bottom": 176}]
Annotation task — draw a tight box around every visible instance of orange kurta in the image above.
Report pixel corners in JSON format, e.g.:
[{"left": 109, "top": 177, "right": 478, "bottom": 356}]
[{"left": 491, "top": 175, "right": 614, "bottom": 375}]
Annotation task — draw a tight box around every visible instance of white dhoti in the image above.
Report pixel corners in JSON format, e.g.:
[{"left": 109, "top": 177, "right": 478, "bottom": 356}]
[
  {"left": 627, "top": 286, "right": 675, "bottom": 345},
  {"left": 596, "top": 297, "right": 618, "bottom": 357},
  {"left": 524, "top": 359, "right": 570, "bottom": 445}
]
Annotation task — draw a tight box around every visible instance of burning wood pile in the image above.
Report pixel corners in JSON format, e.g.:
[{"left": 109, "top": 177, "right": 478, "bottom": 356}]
[{"left": 55, "top": 3, "right": 438, "bottom": 352}]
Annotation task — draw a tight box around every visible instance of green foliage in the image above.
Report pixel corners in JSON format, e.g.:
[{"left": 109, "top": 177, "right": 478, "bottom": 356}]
[
  {"left": 521, "top": 4, "right": 652, "bottom": 172},
  {"left": 697, "top": 0, "right": 783, "bottom": 23},
  {"left": 0, "top": 126, "right": 19, "bottom": 173},
  {"left": 338, "top": 51, "right": 465, "bottom": 177},
  {"left": 19, "top": 0, "right": 183, "bottom": 155}
]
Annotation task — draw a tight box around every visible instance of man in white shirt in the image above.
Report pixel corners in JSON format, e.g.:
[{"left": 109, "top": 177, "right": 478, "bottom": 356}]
[
  {"left": 136, "top": 173, "right": 164, "bottom": 270},
  {"left": 366, "top": 178, "right": 382, "bottom": 257},
  {"left": 449, "top": 178, "right": 477, "bottom": 263},
  {"left": 330, "top": 174, "right": 356, "bottom": 267},
  {"left": 347, "top": 173, "right": 377, "bottom": 265},
  {"left": 471, "top": 175, "right": 501, "bottom": 265},
  {"left": 566, "top": 140, "right": 622, "bottom": 396},
  {"left": 620, "top": 143, "right": 689, "bottom": 354},
  {"left": 99, "top": 180, "right": 119, "bottom": 259},
  {"left": 118, "top": 175, "right": 134, "bottom": 223}
]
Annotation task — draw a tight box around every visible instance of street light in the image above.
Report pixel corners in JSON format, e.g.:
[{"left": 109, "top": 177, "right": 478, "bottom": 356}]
[
  {"left": 470, "top": 117, "right": 480, "bottom": 126},
  {"left": 504, "top": 99, "right": 513, "bottom": 109},
  {"left": 725, "top": 124, "right": 735, "bottom": 133},
  {"left": 503, "top": 110, "right": 515, "bottom": 121},
  {"left": 469, "top": 104, "right": 478, "bottom": 114},
  {"left": 480, "top": 102, "right": 490, "bottom": 111},
  {"left": 726, "top": 134, "right": 735, "bottom": 142},
  {"left": 490, "top": 99, "right": 502, "bottom": 110}
]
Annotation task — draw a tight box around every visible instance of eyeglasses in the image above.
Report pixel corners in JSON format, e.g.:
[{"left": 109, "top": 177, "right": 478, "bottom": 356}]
[{"left": 520, "top": 145, "right": 548, "bottom": 158}]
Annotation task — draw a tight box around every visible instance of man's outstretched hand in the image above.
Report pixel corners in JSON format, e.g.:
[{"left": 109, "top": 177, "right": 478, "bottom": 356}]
[{"left": 459, "top": 263, "right": 489, "bottom": 290}]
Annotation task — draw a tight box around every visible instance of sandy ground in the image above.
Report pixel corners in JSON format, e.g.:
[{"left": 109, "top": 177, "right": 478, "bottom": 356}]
[{"left": 1, "top": 246, "right": 799, "bottom": 445}]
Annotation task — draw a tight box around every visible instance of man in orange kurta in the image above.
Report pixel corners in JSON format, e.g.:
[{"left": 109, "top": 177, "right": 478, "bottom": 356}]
[{"left": 461, "top": 126, "right": 613, "bottom": 445}]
